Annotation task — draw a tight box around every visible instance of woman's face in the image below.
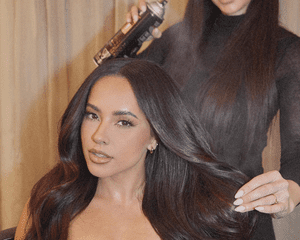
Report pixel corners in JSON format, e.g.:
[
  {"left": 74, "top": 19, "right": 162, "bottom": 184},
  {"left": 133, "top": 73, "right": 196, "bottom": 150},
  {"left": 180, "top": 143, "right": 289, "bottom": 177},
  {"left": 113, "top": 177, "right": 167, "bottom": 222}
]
[
  {"left": 81, "top": 75, "right": 157, "bottom": 180},
  {"left": 211, "top": 0, "right": 251, "bottom": 16}
]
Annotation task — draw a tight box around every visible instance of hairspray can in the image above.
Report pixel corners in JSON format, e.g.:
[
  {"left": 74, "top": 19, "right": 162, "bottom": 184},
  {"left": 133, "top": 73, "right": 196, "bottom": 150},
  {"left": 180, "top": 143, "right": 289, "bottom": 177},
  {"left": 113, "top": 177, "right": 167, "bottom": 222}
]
[{"left": 94, "top": 0, "right": 167, "bottom": 65}]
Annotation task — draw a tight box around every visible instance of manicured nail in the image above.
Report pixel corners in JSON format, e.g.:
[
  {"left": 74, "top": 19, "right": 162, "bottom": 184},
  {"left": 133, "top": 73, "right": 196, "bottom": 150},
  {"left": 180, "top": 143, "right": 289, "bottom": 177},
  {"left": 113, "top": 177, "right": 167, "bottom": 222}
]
[
  {"left": 233, "top": 198, "right": 243, "bottom": 206},
  {"left": 255, "top": 207, "right": 264, "bottom": 211},
  {"left": 235, "top": 190, "right": 244, "bottom": 199},
  {"left": 235, "top": 206, "right": 246, "bottom": 212},
  {"left": 152, "top": 28, "right": 162, "bottom": 38}
]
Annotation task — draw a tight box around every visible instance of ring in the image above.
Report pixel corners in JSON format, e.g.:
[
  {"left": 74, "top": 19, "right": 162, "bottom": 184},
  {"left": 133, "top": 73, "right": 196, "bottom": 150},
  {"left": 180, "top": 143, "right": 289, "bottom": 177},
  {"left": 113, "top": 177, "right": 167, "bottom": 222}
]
[{"left": 273, "top": 194, "right": 278, "bottom": 204}]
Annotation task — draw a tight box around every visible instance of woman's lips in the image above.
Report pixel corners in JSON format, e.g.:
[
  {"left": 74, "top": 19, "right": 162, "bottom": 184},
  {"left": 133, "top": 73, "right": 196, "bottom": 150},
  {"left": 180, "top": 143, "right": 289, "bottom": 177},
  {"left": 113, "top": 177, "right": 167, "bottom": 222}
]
[{"left": 88, "top": 149, "right": 112, "bottom": 164}]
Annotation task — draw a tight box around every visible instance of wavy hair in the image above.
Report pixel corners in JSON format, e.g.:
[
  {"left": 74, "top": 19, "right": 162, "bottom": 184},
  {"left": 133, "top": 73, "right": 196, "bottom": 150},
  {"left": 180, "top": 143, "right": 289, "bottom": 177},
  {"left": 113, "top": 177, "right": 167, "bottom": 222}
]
[{"left": 26, "top": 58, "right": 257, "bottom": 239}]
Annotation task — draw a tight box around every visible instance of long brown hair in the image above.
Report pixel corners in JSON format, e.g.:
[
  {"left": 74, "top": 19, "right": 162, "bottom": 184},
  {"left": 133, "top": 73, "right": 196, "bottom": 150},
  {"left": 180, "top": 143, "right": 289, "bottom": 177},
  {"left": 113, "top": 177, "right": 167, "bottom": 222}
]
[
  {"left": 25, "top": 59, "right": 257, "bottom": 239},
  {"left": 164, "top": 0, "right": 280, "bottom": 155}
]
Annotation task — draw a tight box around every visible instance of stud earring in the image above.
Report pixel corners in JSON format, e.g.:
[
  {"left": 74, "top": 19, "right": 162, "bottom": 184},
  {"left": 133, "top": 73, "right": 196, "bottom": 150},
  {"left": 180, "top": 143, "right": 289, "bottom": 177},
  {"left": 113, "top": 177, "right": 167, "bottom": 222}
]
[{"left": 149, "top": 143, "right": 158, "bottom": 154}]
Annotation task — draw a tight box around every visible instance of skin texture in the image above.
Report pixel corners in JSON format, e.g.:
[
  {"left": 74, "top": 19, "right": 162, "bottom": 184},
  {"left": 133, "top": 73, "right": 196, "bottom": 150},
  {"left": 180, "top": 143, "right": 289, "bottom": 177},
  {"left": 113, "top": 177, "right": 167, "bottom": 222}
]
[
  {"left": 128, "top": 0, "right": 300, "bottom": 219},
  {"left": 233, "top": 171, "right": 300, "bottom": 219}
]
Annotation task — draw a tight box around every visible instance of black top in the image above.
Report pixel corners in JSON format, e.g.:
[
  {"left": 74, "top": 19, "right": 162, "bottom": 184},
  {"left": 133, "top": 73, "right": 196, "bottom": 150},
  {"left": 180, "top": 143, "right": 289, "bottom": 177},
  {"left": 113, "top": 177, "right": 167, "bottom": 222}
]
[{"left": 139, "top": 14, "right": 300, "bottom": 239}]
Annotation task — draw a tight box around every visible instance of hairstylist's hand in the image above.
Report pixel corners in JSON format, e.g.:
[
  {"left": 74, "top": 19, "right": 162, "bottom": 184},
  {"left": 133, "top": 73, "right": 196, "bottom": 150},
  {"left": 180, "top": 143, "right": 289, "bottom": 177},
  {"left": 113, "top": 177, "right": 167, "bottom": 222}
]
[
  {"left": 126, "top": 0, "right": 162, "bottom": 39},
  {"left": 233, "top": 171, "right": 300, "bottom": 218}
]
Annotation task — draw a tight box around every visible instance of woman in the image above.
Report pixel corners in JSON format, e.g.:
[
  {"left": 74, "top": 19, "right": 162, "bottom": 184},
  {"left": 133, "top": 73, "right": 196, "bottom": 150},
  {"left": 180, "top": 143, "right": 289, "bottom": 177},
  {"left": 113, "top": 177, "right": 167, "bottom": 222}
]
[
  {"left": 15, "top": 58, "right": 257, "bottom": 239},
  {"left": 128, "top": 0, "right": 300, "bottom": 239}
]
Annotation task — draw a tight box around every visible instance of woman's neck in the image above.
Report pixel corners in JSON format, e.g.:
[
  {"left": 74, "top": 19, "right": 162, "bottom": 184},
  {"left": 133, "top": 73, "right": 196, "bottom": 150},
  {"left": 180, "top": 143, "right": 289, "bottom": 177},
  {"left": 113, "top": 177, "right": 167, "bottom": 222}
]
[
  {"left": 215, "top": 13, "right": 245, "bottom": 29},
  {"left": 95, "top": 174, "right": 145, "bottom": 205}
]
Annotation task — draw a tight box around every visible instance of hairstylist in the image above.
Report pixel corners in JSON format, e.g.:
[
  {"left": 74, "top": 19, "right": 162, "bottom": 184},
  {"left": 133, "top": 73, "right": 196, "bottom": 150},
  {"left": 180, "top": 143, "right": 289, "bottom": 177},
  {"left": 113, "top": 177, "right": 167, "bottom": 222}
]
[{"left": 128, "top": 0, "right": 300, "bottom": 239}]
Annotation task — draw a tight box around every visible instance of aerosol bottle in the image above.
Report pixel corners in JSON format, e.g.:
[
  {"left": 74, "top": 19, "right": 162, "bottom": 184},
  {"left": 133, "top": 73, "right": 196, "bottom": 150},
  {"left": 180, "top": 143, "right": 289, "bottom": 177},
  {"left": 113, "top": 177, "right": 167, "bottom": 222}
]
[{"left": 93, "top": 0, "right": 167, "bottom": 65}]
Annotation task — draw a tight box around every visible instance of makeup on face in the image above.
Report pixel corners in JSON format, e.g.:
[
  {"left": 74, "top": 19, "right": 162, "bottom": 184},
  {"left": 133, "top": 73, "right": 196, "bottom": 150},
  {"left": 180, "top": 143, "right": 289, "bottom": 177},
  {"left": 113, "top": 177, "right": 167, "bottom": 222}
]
[{"left": 81, "top": 76, "right": 156, "bottom": 180}]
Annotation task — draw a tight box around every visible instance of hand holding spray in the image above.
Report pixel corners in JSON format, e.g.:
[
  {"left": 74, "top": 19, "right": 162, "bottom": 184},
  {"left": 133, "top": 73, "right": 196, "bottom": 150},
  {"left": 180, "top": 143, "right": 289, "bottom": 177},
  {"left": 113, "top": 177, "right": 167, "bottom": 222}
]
[{"left": 94, "top": 0, "right": 167, "bottom": 65}]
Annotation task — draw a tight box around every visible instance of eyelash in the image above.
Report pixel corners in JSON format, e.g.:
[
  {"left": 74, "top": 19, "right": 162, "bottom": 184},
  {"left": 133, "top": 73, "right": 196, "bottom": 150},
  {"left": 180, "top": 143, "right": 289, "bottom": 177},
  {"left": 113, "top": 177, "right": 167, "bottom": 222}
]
[
  {"left": 84, "top": 111, "right": 135, "bottom": 127},
  {"left": 116, "top": 119, "right": 135, "bottom": 128},
  {"left": 84, "top": 111, "right": 99, "bottom": 121}
]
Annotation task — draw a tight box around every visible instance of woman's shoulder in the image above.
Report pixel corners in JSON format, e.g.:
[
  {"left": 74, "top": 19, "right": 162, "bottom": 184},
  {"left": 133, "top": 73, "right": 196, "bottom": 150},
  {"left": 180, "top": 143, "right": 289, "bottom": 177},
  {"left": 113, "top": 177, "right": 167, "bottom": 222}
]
[
  {"left": 276, "top": 27, "right": 300, "bottom": 70},
  {"left": 15, "top": 200, "right": 31, "bottom": 240},
  {"left": 278, "top": 26, "right": 299, "bottom": 39},
  {"left": 277, "top": 27, "right": 300, "bottom": 53}
]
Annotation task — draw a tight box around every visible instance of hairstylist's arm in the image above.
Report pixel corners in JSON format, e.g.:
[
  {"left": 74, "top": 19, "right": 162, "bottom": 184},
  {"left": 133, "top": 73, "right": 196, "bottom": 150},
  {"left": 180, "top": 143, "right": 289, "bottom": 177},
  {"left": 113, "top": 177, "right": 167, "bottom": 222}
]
[
  {"left": 234, "top": 39, "right": 300, "bottom": 219},
  {"left": 126, "top": 0, "right": 162, "bottom": 38},
  {"left": 233, "top": 171, "right": 300, "bottom": 218}
]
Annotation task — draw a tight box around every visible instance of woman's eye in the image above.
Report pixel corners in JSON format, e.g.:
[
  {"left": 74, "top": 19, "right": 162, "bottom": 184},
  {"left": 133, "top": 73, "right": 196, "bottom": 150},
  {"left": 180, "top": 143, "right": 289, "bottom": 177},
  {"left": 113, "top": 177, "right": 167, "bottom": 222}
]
[
  {"left": 85, "top": 112, "right": 99, "bottom": 121},
  {"left": 116, "top": 120, "right": 133, "bottom": 127}
]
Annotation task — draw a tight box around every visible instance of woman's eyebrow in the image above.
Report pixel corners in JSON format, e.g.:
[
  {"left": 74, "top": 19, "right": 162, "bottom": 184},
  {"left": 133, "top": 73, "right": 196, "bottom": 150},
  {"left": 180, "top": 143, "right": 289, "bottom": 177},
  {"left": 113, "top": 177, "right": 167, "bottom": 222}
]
[
  {"left": 113, "top": 110, "right": 138, "bottom": 119},
  {"left": 86, "top": 103, "right": 138, "bottom": 119},
  {"left": 86, "top": 103, "right": 100, "bottom": 112}
]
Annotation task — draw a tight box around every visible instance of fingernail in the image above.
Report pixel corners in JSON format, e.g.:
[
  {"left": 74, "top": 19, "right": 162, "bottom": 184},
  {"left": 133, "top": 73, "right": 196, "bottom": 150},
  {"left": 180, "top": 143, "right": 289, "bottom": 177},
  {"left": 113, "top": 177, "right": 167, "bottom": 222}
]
[
  {"left": 255, "top": 207, "right": 264, "bottom": 211},
  {"left": 233, "top": 198, "right": 243, "bottom": 206},
  {"left": 235, "top": 206, "right": 245, "bottom": 212},
  {"left": 235, "top": 190, "right": 244, "bottom": 199},
  {"left": 152, "top": 28, "right": 162, "bottom": 38}
]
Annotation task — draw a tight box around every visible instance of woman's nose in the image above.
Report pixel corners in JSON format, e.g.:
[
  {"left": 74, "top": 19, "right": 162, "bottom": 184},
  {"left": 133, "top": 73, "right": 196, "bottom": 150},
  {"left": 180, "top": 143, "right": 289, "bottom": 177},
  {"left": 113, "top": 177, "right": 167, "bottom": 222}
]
[{"left": 92, "top": 122, "right": 110, "bottom": 145}]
